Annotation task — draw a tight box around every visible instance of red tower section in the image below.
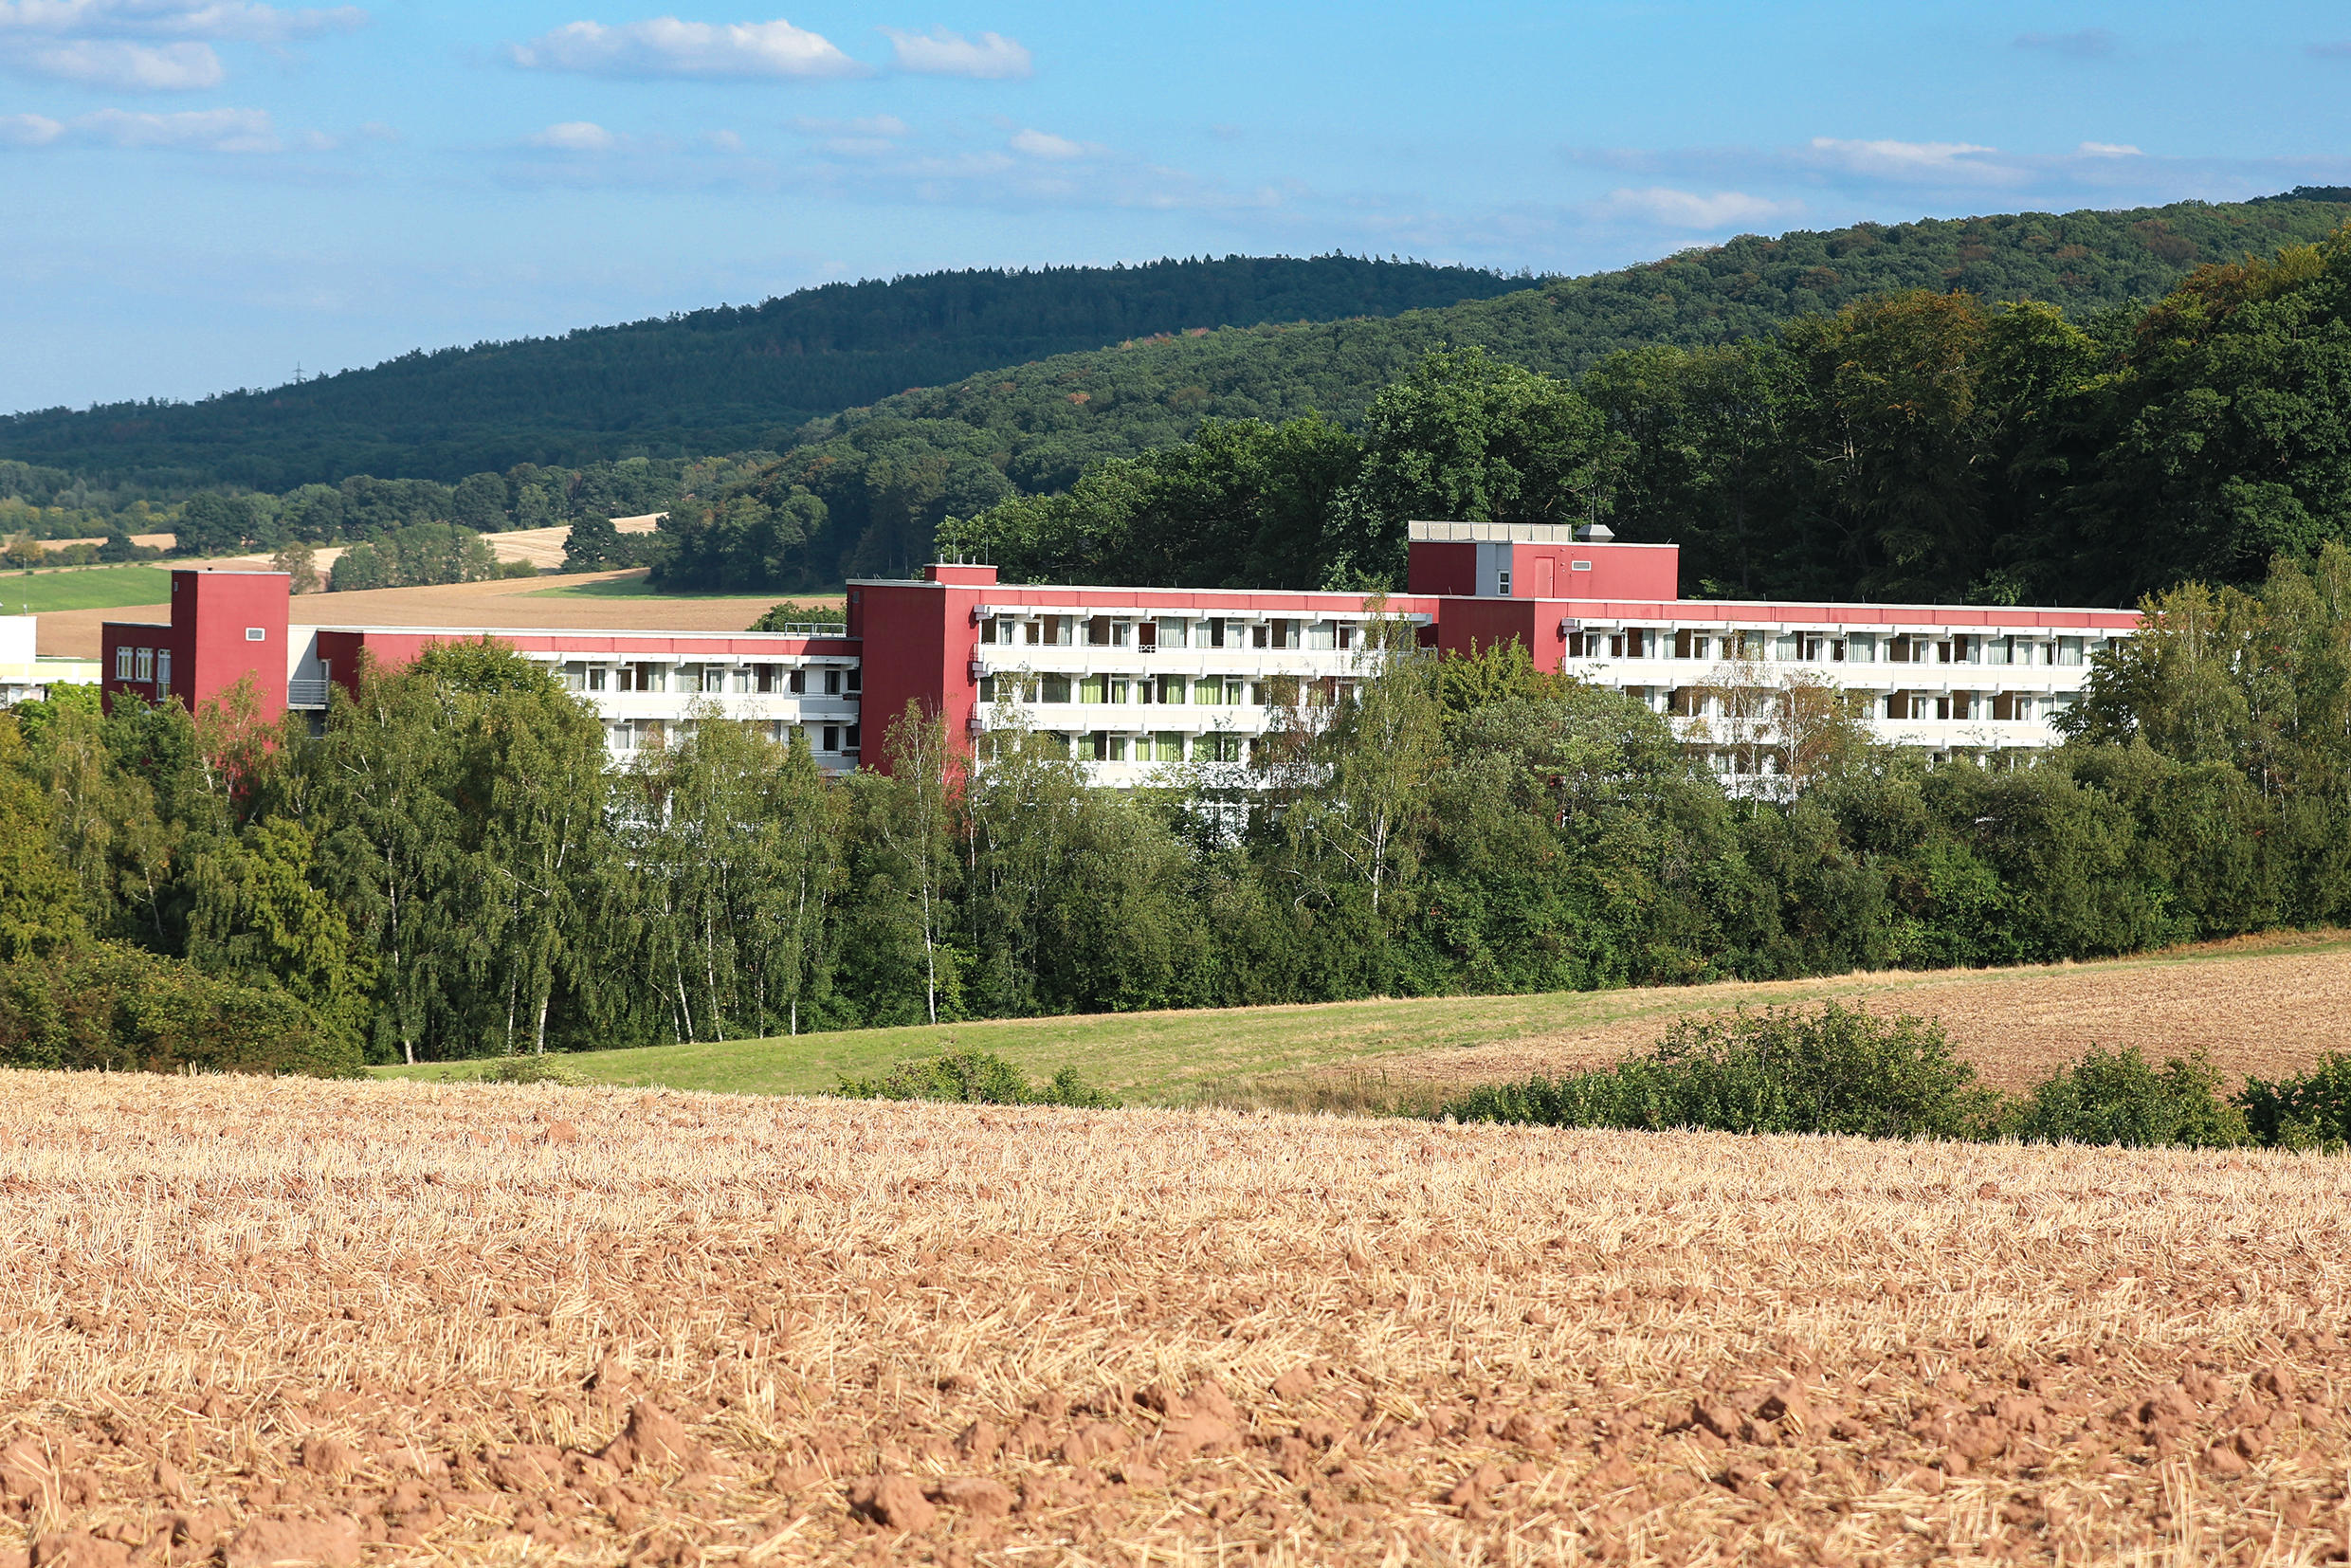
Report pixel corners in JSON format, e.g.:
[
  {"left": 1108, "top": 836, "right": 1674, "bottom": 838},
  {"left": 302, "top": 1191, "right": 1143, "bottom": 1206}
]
[{"left": 101, "top": 570, "right": 290, "bottom": 717}]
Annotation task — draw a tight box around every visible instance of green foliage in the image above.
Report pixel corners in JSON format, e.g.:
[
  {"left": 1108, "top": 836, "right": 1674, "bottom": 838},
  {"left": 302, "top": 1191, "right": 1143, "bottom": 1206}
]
[
  {"left": 2005, "top": 1047, "right": 2251, "bottom": 1148},
  {"left": 746, "top": 600, "right": 847, "bottom": 631},
  {"left": 0, "top": 256, "right": 1536, "bottom": 487},
  {"left": 2241, "top": 1054, "right": 2351, "bottom": 1151},
  {"left": 472, "top": 1052, "right": 588, "bottom": 1085},
  {"left": 0, "top": 940, "right": 358, "bottom": 1076},
  {"left": 329, "top": 521, "right": 498, "bottom": 592},
  {"left": 562, "top": 515, "right": 659, "bottom": 573},
  {"left": 1443, "top": 1004, "right": 1998, "bottom": 1139},
  {"left": 836, "top": 1048, "right": 1117, "bottom": 1108}
]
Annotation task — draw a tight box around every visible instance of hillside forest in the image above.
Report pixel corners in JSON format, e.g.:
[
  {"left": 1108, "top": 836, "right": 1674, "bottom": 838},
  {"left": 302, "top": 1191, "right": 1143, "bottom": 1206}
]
[
  {"left": 3, "top": 540, "right": 2350, "bottom": 1072},
  {"left": 4, "top": 194, "right": 2347, "bottom": 606}
]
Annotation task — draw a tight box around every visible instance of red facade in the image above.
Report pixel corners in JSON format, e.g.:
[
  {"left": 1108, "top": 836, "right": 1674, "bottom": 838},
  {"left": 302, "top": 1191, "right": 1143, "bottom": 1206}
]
[{"left": 101, "top": 570, "right": 289, "bottom": 716}]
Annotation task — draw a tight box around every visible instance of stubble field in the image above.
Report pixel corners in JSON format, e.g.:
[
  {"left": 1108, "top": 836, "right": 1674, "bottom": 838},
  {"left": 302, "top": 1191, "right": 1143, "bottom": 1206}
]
[{"left": 9, "top": 1072, "right": 2351, "bottom": 1567}]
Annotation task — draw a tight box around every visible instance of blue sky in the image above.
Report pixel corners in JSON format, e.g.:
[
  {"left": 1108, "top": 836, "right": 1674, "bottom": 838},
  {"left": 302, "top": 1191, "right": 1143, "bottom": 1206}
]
[{"left": 4, "top": 0, "right": 2349, "bottom": 414}]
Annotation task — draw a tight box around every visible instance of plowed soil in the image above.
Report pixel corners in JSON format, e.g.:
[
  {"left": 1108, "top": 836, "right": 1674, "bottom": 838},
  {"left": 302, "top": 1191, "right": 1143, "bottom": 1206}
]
[{"left": 8, "top": 1073, "right": 2351, "bottom": 1565}]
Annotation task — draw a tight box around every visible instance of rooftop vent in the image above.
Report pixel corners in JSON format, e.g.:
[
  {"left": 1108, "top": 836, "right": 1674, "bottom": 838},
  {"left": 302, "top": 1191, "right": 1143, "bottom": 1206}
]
[{"left": 1577, "top": 523, "right": 1616, "bottom": 543}]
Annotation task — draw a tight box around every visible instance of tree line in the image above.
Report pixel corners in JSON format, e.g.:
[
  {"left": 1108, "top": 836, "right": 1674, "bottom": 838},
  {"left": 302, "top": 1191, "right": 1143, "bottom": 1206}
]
[
  {"left": 942, "top": 223, "right": 2351, "bottom": 609},
  {"left": 8, "top": 196, "right": 2346, "bottom": 590},
  {"left": 7, "top": 542, "right": 2351, "bottom": 1072}
]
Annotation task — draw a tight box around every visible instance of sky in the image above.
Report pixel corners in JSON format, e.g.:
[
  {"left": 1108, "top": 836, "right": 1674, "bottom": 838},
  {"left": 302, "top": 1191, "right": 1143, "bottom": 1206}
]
[{"left": 4, "top": 0, "right": 2349, "bottom": 414}]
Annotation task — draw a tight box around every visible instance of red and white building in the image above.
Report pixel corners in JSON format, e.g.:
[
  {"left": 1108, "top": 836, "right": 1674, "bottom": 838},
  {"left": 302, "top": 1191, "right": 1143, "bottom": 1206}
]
[{"left": 101, "top": 523, "right": 2141, "bottom": 779}]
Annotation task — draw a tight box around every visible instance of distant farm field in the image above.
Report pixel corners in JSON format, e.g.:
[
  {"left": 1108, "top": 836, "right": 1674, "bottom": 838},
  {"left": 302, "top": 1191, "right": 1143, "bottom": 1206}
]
[
  {"left": 527, "top": 571, "right": 826, "bottom": 604},
  {"left": 10, "top": 1069, "right": 2351, "bottom": 1565},
  {"left": 376, "top": 930, "right": 2351, "bottom": 1104},
  {"left": 0, "top": 563, "right": 175, "bottom": 615}
]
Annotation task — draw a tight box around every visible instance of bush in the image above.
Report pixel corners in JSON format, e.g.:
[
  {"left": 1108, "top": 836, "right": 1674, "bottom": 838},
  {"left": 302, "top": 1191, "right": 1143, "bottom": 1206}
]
[
  {"left": 837, "top": 1048, "right": 1117, "bottom": 1108},
  {"left": 749, "top": 599, "right": 847, "bottom": 632},
  {"left": 2239, "top": 1053, "right": 2351, "bottom": 1151},
  {"left": 1445, "top": 1004, "right": 1997, "bottom": 1139},
  {"left": 0, "top": 941, "right": 360, "bottom": 1077},
  {"left": 473, "top": 1053, "right": 586, "bottom": 1085},
  {"left": 2005, "top": 1046, "right": 2249, "bottom": 1148}
]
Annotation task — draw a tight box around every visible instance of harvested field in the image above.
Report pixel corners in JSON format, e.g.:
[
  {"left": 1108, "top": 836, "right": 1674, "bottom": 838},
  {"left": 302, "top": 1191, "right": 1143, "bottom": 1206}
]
[
  {"left": 9, "top": 1071, "right": 2351, "bottom": 1565},
  {"left": 35, "top": 567, "right": 802, "bottom": 659},
  {"left": 1295, "top": 934, "right": 2351, "bottom": 1101}
]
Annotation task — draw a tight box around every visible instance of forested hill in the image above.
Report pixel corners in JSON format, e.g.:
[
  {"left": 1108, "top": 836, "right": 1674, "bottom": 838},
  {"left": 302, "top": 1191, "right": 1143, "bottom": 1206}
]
[
  {"left": 652, "top": 192, "right": 2351, "bottom": 588},
  {"left": 0, "top": 256, "right": 1545, "bottom": 489}
]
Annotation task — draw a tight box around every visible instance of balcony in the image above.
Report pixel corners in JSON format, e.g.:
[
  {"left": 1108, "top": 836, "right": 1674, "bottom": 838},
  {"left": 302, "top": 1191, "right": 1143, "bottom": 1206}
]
[{"left": 287, "top": 678, "right": 331, "bottom": 708}]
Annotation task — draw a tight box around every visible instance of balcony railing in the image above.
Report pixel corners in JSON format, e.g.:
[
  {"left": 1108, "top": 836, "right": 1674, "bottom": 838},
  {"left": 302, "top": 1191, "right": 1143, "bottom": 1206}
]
[{"left": 287, "top": 678, "right": 331, "bottom": 708}]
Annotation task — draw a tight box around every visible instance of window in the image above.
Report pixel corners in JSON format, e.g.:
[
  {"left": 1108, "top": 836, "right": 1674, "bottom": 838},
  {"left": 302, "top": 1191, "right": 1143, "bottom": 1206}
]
[
  {"left": 980, "top": 618, "right": 997, "bottom": 645},
  {"left": 1774, "top": 633, "right": 1798, "bottom": 662},
  {"left": 1113, "top": 620, "right": 1133, "bottom": 647},
  {"left": 245, "top": 627, "right": 265, "bottom": 643},
  {"left": 587, "top": 666, "right": 608, "bottom": 692},
  {"left": 1157, "top": 617, "right": 1189, "bottom": 648},
  {"left": 1848, "top": 633, "right": 1876, "bottom": 662},
  {"left": 1935, "top": 641, "right": 1954, "bottom": 665},
  {"left": 1495, "top": 571, "right": 1511, "bottom": 597},
  {"left": 977, "top": 675, "right": 995, "bottom": 702},
  {"left": 1194, "top": 676, "right": 1223, "bottom": 704},
  {"left": 2057, "top": 636, "right": 2085, "bottom": 666},
  {"left": 1109, "top": 679, "right": 1129, "bottom": 703},
  {"left": 155, "top": 650, "right": 171, "bottom": 694},
  {"left": 846, "top": 668, "right": 861, "bottom": 692},
  {"left": 1157, "top": 675, "right": 1186, "bottom": 704},
  {"left": 1336, "top": 623, "right": 1358, "bottom": 650},
  {"left": 844, "top": 724, "right": 860, "bottom": 751},
  {"left": 1088, "top": 616, "right": 1112, "bottom": 647},
  {"left": 1308, "top": 620, "right": 1337, "bottom": 650},
  {"left": 135, "top": 647, "right": 154, "bottom": 682},
  {"left": 1983, "top": 636, "right": 2012, "bottom": 666},
  {"left": 1206, "top": 617, "right": 1228, "bottom": 648},
  {"left": 822, "top": 725, "right": 840, "bottom": 752},
  {"left": 1887, "top": 636, "right": 1914, "bottom": 664},
  {"left": 788, "top": 669, "right": 805, "bottom": 694},
  {"left": 1079, "top": 673, "right": 1108, "bottom": 703},
  {"left": 1041, "top": 674, "right": 1071, "bottom": 703},
  {"left": 115, "top": 646, "right": 133, "bottom": 680},
  {"left": 1154, "top": 732, "right": 1184, "bottom": 763},
  {"left": 1199, "top": 733, "right": 1242, "bottom": 763},
  {"left": 1024, "top": 620, "right": 1042, "bottom": 645},
  {"left": 824, "top": 669, "right": 843, "bottom": 696}
]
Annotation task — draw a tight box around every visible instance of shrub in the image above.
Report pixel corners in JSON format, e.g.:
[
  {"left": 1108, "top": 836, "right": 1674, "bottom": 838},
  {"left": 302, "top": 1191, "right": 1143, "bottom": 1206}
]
[
  {"left": 474, "top": 1054, "right": 586, "bottom": 1085},
  {"left": 1445, "top": 1004, "right": 1997, "bottom": 1139},
  {"left": 837, "top": 1048, "right": 1117, "bottom": 1108},
  {"left": 2005, "top": 1046, "right": 2249, "bottom": 1148},
  {"left": 0, "top": 941, "right": 360, "bottom": 1078},
  {"left": 2239, "top": 1053, "right": 2351, "bottom": 1152}
]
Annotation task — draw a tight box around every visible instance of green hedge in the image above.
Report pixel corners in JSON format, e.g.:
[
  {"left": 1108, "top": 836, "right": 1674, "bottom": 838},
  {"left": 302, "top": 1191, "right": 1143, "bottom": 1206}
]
[
  {"left": 1443, "top": 1005, "right": 2309, "bottom": 1152},
  {"left": 0, "top": 942, "right": 360, "bottom": 1078}
]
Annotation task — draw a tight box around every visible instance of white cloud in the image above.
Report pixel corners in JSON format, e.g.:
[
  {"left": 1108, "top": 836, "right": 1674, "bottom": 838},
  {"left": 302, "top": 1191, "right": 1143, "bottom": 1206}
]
[
  {"left": 790, "top": 113, "right": 907, "bottom": 156},
  {"left": 506, "top": 17, "right": 863, "bottom": 80},
  {"left": 1594, "top": 186, "right": 1797, "bottom": 228},
  {"left": 75, "top": 105, "right": 278, "bottom": 149},
  {"left": 2077, "top": 141, "right": 2142, "bottom": 158},
  {"left": 0, "top": 110, "right": 63, "bottom": 143},
  {"left": 881, "top": 25, "right": 1028, "bottom": 79},
  {"left": 1805, "top": 137, "right": 2020, "bottom": 185},
  {"left": 1010, "top": 127, "right": 1088, "bottom": 160},
  {"left": 0, "top": 1, "right": 364, "bottom": 42},
  {"left": 9, "top": 36, "right": 219, "bottom": 86},
  {"left": 527, "top": 119, "right": 617, "bottom": 152}
]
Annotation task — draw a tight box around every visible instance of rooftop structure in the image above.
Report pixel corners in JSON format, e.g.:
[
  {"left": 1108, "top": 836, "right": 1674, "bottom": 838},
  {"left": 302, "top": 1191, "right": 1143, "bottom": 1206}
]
[{"left": 100, "top": 528, "right": 2142, "bottom": 782}]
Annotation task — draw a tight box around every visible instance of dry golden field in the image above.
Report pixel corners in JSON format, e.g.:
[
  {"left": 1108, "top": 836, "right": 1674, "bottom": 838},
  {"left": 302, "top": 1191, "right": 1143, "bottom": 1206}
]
[{"left": 9, "top": 1071, "right": 2351, "bottom": 1568}]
